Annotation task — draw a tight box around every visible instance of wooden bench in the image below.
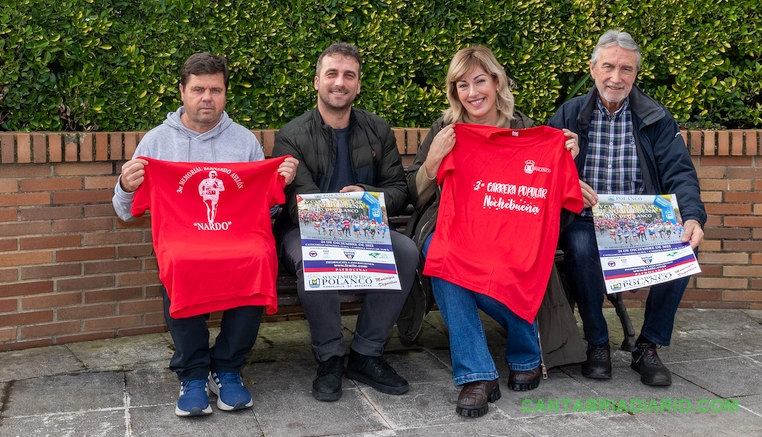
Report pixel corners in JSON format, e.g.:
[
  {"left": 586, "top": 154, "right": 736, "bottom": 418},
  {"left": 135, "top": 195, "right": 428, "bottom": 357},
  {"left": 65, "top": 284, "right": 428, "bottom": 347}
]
[
  {"left": 260, "top": 128, "right": 426, "bottom": 321},
  {"left": 261, "top": 127, "right": 636, "bottom": 351}
]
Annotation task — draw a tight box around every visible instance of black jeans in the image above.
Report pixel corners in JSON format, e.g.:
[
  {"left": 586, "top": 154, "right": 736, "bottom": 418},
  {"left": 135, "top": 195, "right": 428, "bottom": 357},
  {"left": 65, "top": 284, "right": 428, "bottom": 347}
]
[
  {"left": 163, "top": 287, "right": 264, "bottom": 381},
  {"left": 278, "top": 227, "right": 416, "bottom": 361}
]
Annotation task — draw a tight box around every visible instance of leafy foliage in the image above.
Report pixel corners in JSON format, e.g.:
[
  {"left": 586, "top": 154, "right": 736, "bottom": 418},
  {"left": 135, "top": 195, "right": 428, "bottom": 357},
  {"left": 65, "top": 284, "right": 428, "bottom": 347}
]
[{"left": 1, "top": 0, "right": 759, "bottom": 131}]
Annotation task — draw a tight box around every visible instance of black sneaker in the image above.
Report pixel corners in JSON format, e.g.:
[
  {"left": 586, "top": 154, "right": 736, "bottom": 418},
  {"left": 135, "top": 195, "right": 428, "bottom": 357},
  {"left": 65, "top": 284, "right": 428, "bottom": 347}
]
[
  {"left": 582, "top": 343, "right": 612, "bottom": 379},
  {"left": 312, "top": 355, "right": 344, "bottom": 402},
  {"left": 631, "top": 341, "right": 672, "bottom": 386},
  {"left": 345, "top": 350, "right": 409, "bottom": 395}
]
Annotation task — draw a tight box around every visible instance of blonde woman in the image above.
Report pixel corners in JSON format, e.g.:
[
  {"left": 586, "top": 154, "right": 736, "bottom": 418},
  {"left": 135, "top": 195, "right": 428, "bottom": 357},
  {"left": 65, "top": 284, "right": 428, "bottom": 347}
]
[{"left": 406, "top": 45, "right": 578, "bottom": 418}]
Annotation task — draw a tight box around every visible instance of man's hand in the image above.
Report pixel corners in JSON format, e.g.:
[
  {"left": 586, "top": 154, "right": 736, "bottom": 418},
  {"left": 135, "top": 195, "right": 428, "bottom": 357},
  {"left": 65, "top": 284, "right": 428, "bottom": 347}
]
[
  {"left": 119, "top": 158, "right": 149, "bottom": 192},
  {"left": 682, "top": 219, "right": 704, "bottom": 249},
  {"left": 579, "top": 180, "right": 598, "bottom": 208},
  {"left": 339, "top": 185, "right": 365, "bottom": 193},
  {"left": 278, "top": 157, "right": 299, "bottom": 185}
]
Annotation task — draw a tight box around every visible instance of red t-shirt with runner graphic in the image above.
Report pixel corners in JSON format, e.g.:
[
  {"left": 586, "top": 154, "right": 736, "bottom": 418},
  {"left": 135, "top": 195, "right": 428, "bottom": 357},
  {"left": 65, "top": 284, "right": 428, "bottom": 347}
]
[
  {"left": 132, "top": 157, "right": 287, "bottom": 318},
  {"left": 423, "top": 124, "right": 583, "bottom": 322}
]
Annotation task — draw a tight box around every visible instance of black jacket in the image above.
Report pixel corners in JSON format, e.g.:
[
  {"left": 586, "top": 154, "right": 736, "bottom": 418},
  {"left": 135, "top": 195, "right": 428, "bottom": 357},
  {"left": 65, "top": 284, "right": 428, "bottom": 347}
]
[
  {"left": 547, "top": 86, "right": 706, "bottom": 227},
  {"left": 272, "top": 107, "right": 408, "bottom": 226}
]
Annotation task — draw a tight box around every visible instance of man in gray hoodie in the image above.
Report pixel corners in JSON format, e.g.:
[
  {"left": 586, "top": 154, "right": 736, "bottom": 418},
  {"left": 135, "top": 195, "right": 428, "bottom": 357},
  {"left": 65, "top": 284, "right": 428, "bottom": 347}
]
[{"left": 112, "top": 52, "right": 298, "bottom": 417}]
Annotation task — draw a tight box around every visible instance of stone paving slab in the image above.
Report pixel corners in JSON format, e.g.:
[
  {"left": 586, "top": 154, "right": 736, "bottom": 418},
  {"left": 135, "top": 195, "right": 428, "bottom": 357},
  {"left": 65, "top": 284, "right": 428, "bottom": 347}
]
[
  {"left": 128, "top": 406, "right": 262, "bottom": 437},
  {"left": 513, "top": 413, "right": 663, "bottom": 437},
  {"left": 668, "top": 355, "right": 762, "bottom": 399},
  {"left": 395, "top": 418, "right": 536, "bottom": 437},
  {"left": 126, "top": 368, "right": 183, "bottom": 408},
  {"left": 66, "top": 334, "right": 174, "bottom": 371},
  {"left": 6, "top": 372, "right": 126, "bottom": 415},
  {"left": 630, "top": 403, "right": 762, "bottom": 437},
  {"left": 0, "top": 345, "right": 83, "bottom": 383},
  {"left": 1, "top": 308, "right": 762, "bottom": 436},
  {"left": 2, "top": 410, "right": 127, "bottom": 437},
  {"left": 252, "top": 384, "right": 389, "bottom": 436}
]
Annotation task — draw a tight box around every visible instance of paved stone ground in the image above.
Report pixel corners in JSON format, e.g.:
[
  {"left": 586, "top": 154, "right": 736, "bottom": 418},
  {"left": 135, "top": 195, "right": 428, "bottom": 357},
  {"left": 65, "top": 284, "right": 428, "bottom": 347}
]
[{"left": 1, "top": 308, "right": 761, "bottom": 436}]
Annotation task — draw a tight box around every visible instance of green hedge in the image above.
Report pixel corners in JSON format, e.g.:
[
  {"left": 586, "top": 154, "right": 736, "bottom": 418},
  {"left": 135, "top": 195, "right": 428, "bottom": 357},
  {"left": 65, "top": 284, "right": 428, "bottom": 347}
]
[{"left": 1, "top": 0, "right": 760, "bottom": 131}]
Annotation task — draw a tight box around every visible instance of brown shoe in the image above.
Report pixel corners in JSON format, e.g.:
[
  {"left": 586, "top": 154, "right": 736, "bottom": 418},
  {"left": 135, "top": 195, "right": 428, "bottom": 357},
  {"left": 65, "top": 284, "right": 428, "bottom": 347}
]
[
  {"left": 508, "top": 366, "right": 541, "bottom": 391},
  {"left": 456, "top": 379, "right": 501, "bottom": 418}
]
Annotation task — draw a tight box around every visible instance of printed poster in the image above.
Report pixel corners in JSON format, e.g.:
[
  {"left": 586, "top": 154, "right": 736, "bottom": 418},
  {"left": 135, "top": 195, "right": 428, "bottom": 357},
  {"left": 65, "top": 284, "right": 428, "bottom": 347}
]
[
  {"left": 592, "top": 194, "right": 701, "bottom": 293},
  {"left": 297, "top": 192, "right": 401, "bottom": 291}
]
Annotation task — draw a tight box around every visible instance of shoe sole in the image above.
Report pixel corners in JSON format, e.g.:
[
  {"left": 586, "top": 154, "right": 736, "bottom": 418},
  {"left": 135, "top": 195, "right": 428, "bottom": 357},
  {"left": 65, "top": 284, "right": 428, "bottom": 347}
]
[
  {"left": 456, "top": 384, "right": 501, "bottom": 418},
  {"left": 507, "top": 376, "right": 540, "bottom": 391},
  {"left": 207, "top": 378, "right": 254, "bottom": 411},
  {"left": 345, "top": 368, "right": 409, "bottom": 395},
  {"left": 175, "top": 404, "right": 213, "bottom": 417},
  {"left": 581, "top": 365, "right": 612, "bottom": 379},
  {"left": 581, "top": 371, "right": 612, "bottom": 380},
  {"left": 312, "top": 388, "right": 343, "bottom": 402},
  {"left": 215, "top": 398, "right": 254, "bottom": 411},
  {"left": 630, "top": 362, "right": 672, "bottom": 386}
]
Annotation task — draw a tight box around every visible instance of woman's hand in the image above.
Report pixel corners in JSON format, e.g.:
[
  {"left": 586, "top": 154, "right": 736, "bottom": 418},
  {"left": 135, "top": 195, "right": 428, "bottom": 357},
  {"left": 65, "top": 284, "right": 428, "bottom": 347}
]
[
  {"left": 423, "top": 124, "right": 456, "bottom": 179},
  {"left": 563, "top": 129, "right": 579, "bottom": 159},
  {"left": 579, "top": 180, "right": 598, "bottom": 208}
]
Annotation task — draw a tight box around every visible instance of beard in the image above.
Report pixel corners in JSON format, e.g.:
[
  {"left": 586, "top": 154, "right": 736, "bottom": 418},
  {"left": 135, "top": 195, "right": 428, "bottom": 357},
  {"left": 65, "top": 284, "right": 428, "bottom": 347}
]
[
  {"left": 318, "top": 87, "right": 355, "bottom": 112},
  {"left": 598, "top": 82, "right": 630, "bottom": 105}
]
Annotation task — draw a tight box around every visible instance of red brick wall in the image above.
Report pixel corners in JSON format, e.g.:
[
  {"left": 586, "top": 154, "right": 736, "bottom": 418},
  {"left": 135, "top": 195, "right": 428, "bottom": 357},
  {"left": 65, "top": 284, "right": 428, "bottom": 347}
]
[{"left": 0, "top": 129, "right": 759, "bottom": 350}]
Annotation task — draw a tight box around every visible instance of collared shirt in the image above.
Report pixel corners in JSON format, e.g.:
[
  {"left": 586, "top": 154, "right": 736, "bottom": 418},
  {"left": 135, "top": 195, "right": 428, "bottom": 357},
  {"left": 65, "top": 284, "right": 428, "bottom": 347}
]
[{"left": 581, "top": 97, "right": 644, "bottom": 216}]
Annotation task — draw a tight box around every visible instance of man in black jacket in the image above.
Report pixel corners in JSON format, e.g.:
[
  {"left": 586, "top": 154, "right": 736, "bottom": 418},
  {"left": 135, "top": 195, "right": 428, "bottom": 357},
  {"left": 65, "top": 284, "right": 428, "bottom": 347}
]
[
  {"left": 272, "top": 42, "right": 417, "bottom": 402},
  {"left": 548, "top": 30, "right": 706, "bottom": 386}
]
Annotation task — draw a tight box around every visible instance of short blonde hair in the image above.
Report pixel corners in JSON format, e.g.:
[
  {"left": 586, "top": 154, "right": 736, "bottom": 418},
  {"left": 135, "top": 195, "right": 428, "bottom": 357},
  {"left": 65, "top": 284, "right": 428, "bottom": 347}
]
[{"left": 443, "top": 45, "right": 514, "bottom": 125}]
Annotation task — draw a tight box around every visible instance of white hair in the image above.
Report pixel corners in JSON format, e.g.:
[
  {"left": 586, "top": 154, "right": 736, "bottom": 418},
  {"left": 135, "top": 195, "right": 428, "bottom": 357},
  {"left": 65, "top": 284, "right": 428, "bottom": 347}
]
[{"left": 591, "top": 30, "right": 642, "bottom": 71}]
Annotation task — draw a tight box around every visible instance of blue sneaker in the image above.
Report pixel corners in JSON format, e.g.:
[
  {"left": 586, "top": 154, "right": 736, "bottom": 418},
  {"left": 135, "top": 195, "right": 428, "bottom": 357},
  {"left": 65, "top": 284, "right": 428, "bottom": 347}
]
[
  {"left": 175, "top": 378, "right": 213, "bottom": 417},
  {"left": 207, "top": 372, "right": 253, "bottom": 411}
]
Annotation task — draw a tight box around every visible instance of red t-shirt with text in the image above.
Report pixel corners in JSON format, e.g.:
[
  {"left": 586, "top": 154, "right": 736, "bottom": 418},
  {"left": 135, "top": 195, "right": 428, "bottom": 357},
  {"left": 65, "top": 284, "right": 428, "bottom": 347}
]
[
  {"left": 132, "top": 157, "right": 286, "bottom": 318},
  {"left": 423, "top": 124, "right": 583, "bottom": 322}
]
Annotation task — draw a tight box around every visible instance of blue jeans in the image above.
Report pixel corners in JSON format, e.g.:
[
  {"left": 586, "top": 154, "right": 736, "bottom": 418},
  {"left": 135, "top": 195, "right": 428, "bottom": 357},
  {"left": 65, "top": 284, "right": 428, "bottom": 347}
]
[
  {"left": 423, "top": 234, "right": 541, "bottom": 386},
  {"left": 559, "top": 216, "right": 689, "bottom": 346}
]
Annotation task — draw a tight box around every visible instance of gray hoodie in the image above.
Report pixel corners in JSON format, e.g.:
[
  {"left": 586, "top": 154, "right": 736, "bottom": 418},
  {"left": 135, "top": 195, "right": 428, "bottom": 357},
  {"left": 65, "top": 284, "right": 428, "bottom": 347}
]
[{"left": 112, "top": 107, "right": 265, "bottom": 221}]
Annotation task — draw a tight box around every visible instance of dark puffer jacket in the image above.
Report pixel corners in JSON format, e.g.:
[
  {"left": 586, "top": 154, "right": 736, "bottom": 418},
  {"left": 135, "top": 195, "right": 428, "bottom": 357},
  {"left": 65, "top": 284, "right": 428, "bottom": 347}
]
[
  {"left": 547, "top": 85, "right": 706, "bottom": 228},
  {"left": 272, "top": 107, "right": 408, "bottom": 227}
]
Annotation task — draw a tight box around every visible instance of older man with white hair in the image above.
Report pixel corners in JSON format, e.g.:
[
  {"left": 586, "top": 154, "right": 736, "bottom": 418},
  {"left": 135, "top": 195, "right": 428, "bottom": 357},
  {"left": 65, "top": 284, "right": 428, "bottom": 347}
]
[{"left": 548, "top": 30, "right": 706, "bottom": 386}]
